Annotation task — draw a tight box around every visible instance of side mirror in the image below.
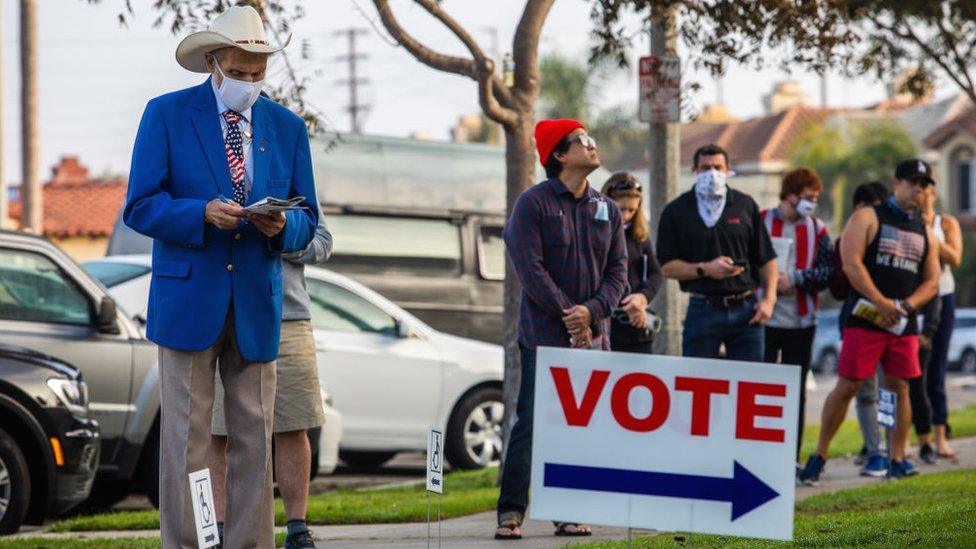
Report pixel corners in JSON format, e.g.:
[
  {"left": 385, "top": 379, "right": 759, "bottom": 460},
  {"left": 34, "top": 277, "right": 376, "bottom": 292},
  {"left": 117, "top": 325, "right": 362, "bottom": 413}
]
[
  {"left": 396, "top": 319, "right": 416, "bottom": 339},
  {"left": 96, "top": 297, "right": 121, "bottom": 335}
]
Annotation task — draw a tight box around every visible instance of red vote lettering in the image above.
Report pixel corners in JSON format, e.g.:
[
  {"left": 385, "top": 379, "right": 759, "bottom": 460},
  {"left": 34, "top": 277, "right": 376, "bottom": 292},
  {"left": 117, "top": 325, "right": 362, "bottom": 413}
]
[
  {"left": 674, "top": 377, "right": 730, "bottom": 436},
  {"left": 736, "top": 382, "right": 787, "bottom": 442},
  {"left": 610, "top": 373, "right": 670, "bottom": 432},
  {"left": 550, "top": 367, "right": 610, "bottom": 427}
]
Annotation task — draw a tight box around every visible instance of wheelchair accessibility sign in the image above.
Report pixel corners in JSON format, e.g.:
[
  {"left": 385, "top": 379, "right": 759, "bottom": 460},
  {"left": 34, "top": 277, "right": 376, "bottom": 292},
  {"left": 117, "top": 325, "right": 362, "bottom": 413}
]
[{"left": 189, "top": 468, "right": 220, "bottom": 548}]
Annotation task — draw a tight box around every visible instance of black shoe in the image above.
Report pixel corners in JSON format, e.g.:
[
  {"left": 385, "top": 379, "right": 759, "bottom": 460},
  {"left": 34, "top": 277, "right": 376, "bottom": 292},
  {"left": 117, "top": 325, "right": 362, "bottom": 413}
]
[
  {"left": 285, "top": 529, "right": 318, "bottom": 549},
  {"left": 853, "top": 444, "right": 868, "bottom": 466},
  {"left": 919, "top": 443, "right": 936, "bottom": 464}
]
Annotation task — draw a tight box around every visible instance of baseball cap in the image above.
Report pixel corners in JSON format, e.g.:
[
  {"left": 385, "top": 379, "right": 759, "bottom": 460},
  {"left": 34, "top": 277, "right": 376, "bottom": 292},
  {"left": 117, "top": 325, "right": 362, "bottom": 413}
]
[{"left": 895, "top": 159, "right": 935, "bottom": 185}]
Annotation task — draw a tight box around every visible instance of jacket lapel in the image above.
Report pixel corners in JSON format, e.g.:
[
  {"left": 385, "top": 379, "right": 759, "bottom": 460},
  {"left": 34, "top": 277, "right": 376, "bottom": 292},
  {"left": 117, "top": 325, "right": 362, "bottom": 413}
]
[
  {"left": 190, "top": 79, "right": 235, "bottom": 200},
  {"left": 248, "top": 96, "right": 275, "bottom": 206}
]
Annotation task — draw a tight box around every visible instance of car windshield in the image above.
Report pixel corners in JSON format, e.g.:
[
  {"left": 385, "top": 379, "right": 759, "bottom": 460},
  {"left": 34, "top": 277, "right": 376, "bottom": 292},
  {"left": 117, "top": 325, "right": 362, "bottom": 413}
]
[{"left": 82, "top": 261, "right": 151, "bottom": 288}]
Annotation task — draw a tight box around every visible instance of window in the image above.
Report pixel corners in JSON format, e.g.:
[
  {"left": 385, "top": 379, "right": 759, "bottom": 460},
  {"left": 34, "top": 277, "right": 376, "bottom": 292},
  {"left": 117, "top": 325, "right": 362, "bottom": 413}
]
[
  {"left": 956, "top": 318, "right": 976, "bottom": 329},
  {"left": 326, "top": 215, "right": 462, "bottom": 276},
  {"left": 82, "top": 261, "right": 151, "bottom": 288},
  {"left": 0, "top": 249, "right": 91, "bottom": 325},
  {"left": 957, "top": 162, "right": 973, "bottom": 212},
  {"left": 477, "top": 225, "right": 505, "bottom": 281},
  {"left": 307, "top": 278, "right": 398, "bottom": 336}
]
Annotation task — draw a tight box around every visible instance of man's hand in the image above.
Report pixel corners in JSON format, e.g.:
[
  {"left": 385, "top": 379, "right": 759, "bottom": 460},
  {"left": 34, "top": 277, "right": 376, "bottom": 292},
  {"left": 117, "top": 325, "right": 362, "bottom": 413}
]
[
  {"left": 919, "top": 334, "right": 931, "bottom": 348},
  {"left": 248, "top": 211, "right": 286, "bottom": 238},
  {"left": 702, "top": 256, "right": 745, "bottom": 280},
  {"left": 570, "top": 325, "right": 593, "bottom": 349},
  {"left": 876, "top": 298, "right": 907, "bottom": 328},
  {"left": 776, "top": 271, "right": 795, "bottom": 295},
  {"left": 749, "top": 296, "right": 776, "bottom": 325},
  {"left": 562, "top": 305, "right": 593, "bottom": 334},
  {"left": 205, "top": 199, "right": 244, "bottom": 229},
  {"left": 621, "top": 293, "right": 648, "bottom": 328}
]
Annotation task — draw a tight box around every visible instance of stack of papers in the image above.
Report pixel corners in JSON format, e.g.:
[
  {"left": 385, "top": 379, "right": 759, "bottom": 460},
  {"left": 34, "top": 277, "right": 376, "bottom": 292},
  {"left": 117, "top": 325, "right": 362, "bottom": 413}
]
[
  {"left": 245, "top": 196, "right": 307, "bottom": 216},
  {"left": 851, "top": 298, "right": 908, "bottom": 335}
]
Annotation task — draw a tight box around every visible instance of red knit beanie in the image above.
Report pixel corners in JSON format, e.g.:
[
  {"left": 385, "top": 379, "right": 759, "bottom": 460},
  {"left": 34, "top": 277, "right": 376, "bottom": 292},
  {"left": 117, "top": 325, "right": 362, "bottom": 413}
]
[{"left": 535, "top": 119, "right": 585, "bottom": 167}]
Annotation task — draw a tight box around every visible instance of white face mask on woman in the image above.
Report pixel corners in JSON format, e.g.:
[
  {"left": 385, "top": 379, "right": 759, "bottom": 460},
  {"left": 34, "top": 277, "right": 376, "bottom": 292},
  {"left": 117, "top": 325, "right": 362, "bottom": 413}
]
[{"left": 214, "top": 59, "right": 263, "bottom": 112}]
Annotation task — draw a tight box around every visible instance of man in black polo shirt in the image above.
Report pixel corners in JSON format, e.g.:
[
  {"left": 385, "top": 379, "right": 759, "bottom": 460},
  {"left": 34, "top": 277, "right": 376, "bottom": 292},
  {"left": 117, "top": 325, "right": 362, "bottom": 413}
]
[{"left": 657, "top": 144, "right": 777, "bottom": 361}]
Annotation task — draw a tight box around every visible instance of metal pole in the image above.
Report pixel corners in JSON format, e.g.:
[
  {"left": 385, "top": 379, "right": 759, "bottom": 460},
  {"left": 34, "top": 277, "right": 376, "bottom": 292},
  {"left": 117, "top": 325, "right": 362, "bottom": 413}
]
[
  {"left": 0, "top": 1, "right": 7, "bottom": 229},
  {"left": 647, "top": 5, "right": 683, "bottom": 356},
  {"left": 20, "top": 0, "right": 41, "bottom": 233}
]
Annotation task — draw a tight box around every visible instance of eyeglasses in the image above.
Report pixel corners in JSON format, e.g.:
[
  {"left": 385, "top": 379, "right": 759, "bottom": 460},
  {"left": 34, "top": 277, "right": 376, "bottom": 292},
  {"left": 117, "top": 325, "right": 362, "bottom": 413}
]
[
  {"left": 610, "top": 179, "right": 642, "bottom": 192},
  {"left": 570, "top": 134, "right": 597, "bottom": 150}
]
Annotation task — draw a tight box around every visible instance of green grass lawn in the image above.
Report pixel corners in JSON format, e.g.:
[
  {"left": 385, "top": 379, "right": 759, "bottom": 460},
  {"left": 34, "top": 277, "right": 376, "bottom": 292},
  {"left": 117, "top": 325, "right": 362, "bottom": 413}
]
[
  {"left": 46, "top": 467, "right": 499, "bottom": 533},
  {"left": 800, "top": 403, "right": 976, "bottom": 461},
  {"left": 38, "top": 404, "right": 976, "bottom": 534},
  {"left": 576, "top": 468, "right": 976, "bottom": 548},
  {"left": 0, "top": 532, "right": 286, "bottom": 548}
]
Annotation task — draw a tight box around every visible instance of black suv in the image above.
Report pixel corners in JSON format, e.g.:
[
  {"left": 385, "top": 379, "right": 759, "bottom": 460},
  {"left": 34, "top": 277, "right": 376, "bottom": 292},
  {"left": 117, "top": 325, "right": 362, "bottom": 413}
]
[{"left": 0, "top": 343, "right": 100, "bottom": 534}]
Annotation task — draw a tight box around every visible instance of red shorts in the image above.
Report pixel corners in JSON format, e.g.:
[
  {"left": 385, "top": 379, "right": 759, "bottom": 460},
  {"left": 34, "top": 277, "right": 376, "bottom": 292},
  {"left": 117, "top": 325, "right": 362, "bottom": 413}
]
[{"left": 838, "top": 327, "right": 920, "bottom": 380}]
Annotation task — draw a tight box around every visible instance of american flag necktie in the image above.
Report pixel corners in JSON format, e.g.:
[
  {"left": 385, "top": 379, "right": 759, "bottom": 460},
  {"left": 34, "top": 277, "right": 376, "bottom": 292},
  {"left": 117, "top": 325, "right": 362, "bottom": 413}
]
[{"left": 222, "top": 110, "right": 247, "bottom": 205}]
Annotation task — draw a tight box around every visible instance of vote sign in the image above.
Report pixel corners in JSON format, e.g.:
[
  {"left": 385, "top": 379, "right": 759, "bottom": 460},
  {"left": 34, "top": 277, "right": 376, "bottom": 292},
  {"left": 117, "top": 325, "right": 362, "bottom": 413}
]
[
  {"left": 877, "top": 388, "right": 896, "bottom": 428},
  {"left": 529, "top": 347, "right": 800, "bottom": 541}
]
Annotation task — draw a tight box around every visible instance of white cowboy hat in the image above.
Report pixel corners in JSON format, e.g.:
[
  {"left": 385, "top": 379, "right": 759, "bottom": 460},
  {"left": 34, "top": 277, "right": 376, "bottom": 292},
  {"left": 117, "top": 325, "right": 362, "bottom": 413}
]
[{"left": 175, "top": 5, "right": 291, "bottom": 73}]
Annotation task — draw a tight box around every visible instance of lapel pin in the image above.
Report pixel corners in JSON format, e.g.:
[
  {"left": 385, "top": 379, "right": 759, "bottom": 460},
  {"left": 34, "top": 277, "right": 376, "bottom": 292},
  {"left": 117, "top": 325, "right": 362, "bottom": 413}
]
[{"left": 259, "top": 145, "right": 266, "bottom": 152}]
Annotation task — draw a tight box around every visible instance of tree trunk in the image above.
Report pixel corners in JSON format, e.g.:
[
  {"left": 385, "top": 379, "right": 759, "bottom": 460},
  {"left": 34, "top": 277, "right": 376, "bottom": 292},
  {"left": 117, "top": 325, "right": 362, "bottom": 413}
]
[
  {"left": 499, "top": 115, "right": 535, "bottom": 467},
  {"left": 20, "top": 0, "right": 40, "bottom": 233}
]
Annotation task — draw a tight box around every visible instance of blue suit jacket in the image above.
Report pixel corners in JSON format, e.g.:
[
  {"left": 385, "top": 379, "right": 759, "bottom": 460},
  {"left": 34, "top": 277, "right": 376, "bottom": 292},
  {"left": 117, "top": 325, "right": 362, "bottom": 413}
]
[{"left": 123, "top": 79, "right": 318, "bottom": 362}]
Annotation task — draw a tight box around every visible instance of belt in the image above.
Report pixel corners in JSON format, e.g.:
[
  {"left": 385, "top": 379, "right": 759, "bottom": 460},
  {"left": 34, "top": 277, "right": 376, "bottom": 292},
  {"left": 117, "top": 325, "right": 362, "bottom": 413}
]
[{"left": 691, "top": 290, "right": 756, "bottom": 308}]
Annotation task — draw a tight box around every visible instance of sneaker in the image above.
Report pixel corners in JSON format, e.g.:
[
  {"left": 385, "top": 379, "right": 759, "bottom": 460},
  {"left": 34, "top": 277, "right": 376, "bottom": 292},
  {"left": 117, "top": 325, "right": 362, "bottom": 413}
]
[
  {"left": 889, "top": 459, "right": 920, "bottom": 479},
  {"left": 919, "top": 443, "right": 936, "bottom": 464},
  {"left": 852, "top": 445, "right": 869, "bottom": 466},
  {"left": 798, "top": 454, "right": 825, "bottom": 485},
  {"left": 285, "top": 529, "right": 318, "bottom": 549},
  {"left": 859, "top": 454, "right": 888, "bottom": 477}
]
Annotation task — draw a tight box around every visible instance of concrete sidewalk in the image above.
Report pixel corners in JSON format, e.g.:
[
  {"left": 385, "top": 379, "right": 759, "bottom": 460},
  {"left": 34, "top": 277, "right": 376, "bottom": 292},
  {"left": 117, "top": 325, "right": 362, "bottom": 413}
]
[{"left": 12, "top": 437, "right": 973, "bottom": 548}]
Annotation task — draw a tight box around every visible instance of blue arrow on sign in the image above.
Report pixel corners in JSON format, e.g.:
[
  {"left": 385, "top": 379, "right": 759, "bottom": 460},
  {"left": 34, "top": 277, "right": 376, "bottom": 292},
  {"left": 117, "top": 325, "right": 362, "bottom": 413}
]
[{"left": 543, "top": 461, "right": 779, "bottom": 521}]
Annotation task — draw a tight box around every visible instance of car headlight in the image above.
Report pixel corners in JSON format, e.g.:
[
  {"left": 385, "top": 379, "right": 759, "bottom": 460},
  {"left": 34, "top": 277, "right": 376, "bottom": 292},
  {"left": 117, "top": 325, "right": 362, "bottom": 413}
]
[{"left": 47, "top": 378, "right": 90, "bottom": 417}]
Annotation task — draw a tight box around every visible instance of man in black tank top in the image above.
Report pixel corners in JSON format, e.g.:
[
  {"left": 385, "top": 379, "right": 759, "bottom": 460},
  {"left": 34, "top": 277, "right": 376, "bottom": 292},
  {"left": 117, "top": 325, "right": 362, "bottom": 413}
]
[{"left": 800, "top": 159, "right": 941, "bottom": 484}]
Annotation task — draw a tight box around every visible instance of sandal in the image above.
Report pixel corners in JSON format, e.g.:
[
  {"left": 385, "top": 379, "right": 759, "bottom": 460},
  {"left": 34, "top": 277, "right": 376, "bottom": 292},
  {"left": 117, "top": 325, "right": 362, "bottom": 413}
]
[
  {"left": 495, "top": 518, "right": 523, "bottom": 540},
  {"left": 554, "top": 522, "right": 592, "bottom": 537}
]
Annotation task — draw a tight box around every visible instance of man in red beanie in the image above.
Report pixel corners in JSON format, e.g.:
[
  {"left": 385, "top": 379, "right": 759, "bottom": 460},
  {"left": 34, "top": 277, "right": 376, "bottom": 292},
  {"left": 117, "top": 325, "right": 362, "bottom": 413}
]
[{"left": 494, "top": 119, "right": 627, "bottom": 540}]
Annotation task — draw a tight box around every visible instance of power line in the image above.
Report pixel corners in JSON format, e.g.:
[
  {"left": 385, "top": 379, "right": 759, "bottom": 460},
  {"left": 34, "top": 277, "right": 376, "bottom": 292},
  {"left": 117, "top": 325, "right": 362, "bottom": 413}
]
[{"left": 334, "top": 28, "right": 370, "bottom": 134}]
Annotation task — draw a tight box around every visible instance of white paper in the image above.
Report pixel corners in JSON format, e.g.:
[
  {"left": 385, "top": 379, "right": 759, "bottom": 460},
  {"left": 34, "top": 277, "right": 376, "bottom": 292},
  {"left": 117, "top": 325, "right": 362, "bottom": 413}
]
[
  {"left": 244, "top": 195, "right": 307, "bottom": 215},
  {"left": 188, "top": 468, "right": 220, "bottom": 548},
  {"left": 426, "top": 426, "right": 444, "bottom": 494},
  {"left": 851, "top": 298, "right": 908, "bottom": 335}
]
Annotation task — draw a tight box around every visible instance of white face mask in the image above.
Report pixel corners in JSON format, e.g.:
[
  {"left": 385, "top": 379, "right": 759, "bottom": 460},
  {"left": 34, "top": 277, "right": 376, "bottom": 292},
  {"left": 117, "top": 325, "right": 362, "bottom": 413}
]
[
  {"left": 796, "top": 198, "right": 817, "bottom": 218},
  {"left": 694, "top": 169, "right": 728, "bottom": 198},
  {"left": 214, "top": 60, "right": 263, "bottom": 113}
]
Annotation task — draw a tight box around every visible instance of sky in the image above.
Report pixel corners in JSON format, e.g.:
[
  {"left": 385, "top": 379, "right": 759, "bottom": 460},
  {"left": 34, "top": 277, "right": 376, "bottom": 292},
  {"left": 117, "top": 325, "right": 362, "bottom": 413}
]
[{"left": 0, "top": 0, "right": 937, "bottom": 185}]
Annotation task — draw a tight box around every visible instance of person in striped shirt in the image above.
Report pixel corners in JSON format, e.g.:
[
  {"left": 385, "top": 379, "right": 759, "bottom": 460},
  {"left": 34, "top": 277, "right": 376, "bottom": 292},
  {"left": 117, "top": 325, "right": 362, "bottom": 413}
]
[{"left": 760, "top": 167, "right": 834, "bottom": 467}]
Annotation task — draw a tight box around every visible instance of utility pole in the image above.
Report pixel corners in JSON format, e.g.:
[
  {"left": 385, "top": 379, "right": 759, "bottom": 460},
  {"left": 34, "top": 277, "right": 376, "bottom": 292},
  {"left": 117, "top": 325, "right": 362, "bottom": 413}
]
[
  {"left": 20, "top": 0, "right": 41, "bottom": 233},
  {"left": 334, "top": 28, "right": 370, "bottom": 134},
  {"left": 0, "top": 3, "right": 7, "bottom": 229},
  {"left": 647, "top": 5, "right": 683, "bottom": 357},
  {"left": 820, "top": 73, "right": 828, "bottom": 108}
]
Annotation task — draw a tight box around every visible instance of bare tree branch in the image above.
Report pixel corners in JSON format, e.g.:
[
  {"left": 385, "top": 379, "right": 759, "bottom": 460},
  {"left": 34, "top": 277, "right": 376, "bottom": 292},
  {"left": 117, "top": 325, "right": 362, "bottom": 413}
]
[
  {"left": 371, "top": 0, "right": 476, "bottom": 78},
  {"left": 513, "top": 0, "right": 556, "bottom": 97},
  {"left": 480, "top": 74, "right": 519, "bottom": 127},
  {"left": 413, "top": 0, "right": 488, "bottom": 63},
  {"left": 930, "top": 9, "right": 976, "bottom": 100}
]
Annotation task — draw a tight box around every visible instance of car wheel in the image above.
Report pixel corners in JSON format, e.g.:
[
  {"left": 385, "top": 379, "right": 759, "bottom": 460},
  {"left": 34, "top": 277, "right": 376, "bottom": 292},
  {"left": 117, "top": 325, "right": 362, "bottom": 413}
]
[
  {"left": 0, "top": 427, "right": 31, "bottom": 535},
  {"left": 138, "top": 421, "right": 160, "bottom": 509},
  {"left": 818, "top": 349, "right": 839, "bottom": 375},
  {"left": 961, "top": 349, "right": 976, "bottom": 374},
  {"left": 338, "top": 450, "right": 397, "bottom": 468},
  {"left": 445, "top": 387, "right": 504, "bottom": 470}
]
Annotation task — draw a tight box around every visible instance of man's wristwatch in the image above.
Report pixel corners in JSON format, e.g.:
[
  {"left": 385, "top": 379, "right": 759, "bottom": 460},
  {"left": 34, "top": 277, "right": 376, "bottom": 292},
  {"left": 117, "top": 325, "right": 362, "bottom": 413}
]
[
  {"left": 696, "top": 264, "right": 706, "bottom": 278},
  {"left": 901, "top": 300, "right": 916, "bottom": 316}
]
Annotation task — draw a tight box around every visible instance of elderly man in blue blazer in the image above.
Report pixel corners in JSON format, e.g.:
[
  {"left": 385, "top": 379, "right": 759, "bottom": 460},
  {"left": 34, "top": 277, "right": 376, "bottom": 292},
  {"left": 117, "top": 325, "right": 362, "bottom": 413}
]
[{"left": 123, "top": 6, "right": 317, "bottom": 548}]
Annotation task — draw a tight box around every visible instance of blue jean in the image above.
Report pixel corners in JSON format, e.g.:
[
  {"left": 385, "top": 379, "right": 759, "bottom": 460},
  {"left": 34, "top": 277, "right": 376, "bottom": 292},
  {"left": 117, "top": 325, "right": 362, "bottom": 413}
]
[
  {"left": 682, "top": 296, "right": 764, "bottom": 362},
  {"left": 497, "top": 346, "right": 537, "bottom": 521},
  {"left": 855, "top": 372, "right": 882, "bottom": 458},
  {"left": 927, "top": 293, "right": 954, "bottom": 425}
]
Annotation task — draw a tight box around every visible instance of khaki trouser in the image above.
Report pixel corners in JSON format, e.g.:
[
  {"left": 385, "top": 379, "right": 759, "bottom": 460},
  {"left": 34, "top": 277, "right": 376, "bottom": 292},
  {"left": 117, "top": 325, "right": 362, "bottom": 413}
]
[{"left": 158, "top": 312, "right": 276, "bottom": 549}]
